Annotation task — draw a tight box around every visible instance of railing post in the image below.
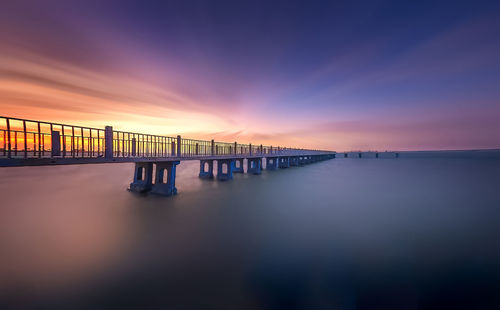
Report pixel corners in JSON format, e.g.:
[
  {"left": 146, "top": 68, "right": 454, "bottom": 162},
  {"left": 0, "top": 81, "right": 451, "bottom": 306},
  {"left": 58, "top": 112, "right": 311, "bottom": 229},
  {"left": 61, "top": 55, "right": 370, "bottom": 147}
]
[
  {"left": 234, "top": 142, "right": 237, "bottom": 155},
  {"left": 177, "top": 135, "right": 181, "bottom": 157},
  {"left": 23, "top": 120, "right": 27, "bottom": 158},
  {"left": 51, "top": 131, "right": 61, "bottom": 157},
  {"left": 211, "top": 139, "right": 215, "bottom": 156},
  {"left": 171, "top": 141, "right": 176, "bottom": 156},
  {"left": 6, "top": 118, "right": 11, "bottom": 158},
  {"left": 105, "top": 126, "right": 113, "bottom": 159},
  {"left": 132, "top": 137, "right": 137, "bottom": 156},
  {"left": 260, "top": 144, "right": 263, "bottom": 154},
  {"left": 249, "top": 143, "right": 252, "bottom": 156},
  {"left": 196, "top": 143, "right": 199, "bottom": 155}
]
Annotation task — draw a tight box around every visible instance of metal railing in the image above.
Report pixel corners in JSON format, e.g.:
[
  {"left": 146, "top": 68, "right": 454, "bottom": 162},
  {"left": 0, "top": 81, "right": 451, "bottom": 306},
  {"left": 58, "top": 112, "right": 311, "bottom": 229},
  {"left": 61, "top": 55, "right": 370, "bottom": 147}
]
[{"left": 0, "top": 116, "right": 332, "bottom": 160}]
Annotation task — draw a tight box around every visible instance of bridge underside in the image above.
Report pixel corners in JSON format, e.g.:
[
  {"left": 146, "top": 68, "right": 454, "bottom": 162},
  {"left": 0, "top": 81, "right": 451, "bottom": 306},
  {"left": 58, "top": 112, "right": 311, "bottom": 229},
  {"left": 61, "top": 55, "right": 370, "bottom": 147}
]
[{"left": 125, "top": 154, "right": 335, "bottom": 196}]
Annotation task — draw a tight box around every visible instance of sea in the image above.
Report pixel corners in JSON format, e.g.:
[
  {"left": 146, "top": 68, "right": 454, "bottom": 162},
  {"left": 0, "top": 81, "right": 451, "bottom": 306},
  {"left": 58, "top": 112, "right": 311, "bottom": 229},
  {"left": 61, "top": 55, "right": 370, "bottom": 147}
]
[{"left": 1, "top": 152, "right": 500, "bottom": 309}]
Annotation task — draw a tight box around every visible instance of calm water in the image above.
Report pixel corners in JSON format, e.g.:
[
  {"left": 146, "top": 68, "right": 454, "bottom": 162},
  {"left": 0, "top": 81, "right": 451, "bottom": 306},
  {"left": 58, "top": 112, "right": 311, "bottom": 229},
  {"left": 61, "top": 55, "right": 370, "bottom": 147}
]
[{"left": 1, "top": 157, "right": 500, "bottom": 309}]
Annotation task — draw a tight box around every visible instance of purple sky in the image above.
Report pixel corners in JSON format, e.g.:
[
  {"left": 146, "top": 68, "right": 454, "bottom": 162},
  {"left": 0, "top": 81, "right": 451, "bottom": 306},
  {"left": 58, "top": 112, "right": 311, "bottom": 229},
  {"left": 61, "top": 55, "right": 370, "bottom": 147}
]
[{"left": 1, "top": 0, "right": 499, "bottom": 150}]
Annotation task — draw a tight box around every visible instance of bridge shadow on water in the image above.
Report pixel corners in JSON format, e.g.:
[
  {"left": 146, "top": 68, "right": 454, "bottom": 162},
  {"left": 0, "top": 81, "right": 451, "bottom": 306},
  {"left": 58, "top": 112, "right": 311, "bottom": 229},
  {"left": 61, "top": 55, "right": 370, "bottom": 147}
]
[{"left": 1, "top": 158, "right": 500, "bottom": 309}]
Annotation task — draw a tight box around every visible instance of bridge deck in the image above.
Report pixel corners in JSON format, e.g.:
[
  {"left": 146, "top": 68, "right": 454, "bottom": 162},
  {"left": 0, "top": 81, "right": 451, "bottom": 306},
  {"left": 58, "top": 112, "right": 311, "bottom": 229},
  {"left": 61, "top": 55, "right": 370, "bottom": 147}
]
[{"left": 0, "top": 153, "right": 333, "bottom": 167}]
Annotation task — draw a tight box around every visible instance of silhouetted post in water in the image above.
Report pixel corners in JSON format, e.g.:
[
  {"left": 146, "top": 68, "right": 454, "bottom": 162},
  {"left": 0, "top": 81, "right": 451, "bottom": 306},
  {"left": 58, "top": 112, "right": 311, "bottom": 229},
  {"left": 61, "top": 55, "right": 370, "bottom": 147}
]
[
  {"left": 105, "top": 126, "right": 113, "bottom": 159},
  {"left": 51, "top": 131, "right": 61, "bottom": 157}
]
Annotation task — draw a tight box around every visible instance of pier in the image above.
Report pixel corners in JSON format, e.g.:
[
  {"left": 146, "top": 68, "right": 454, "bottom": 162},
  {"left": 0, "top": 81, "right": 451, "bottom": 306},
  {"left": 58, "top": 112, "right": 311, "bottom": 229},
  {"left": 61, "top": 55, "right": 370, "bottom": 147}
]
[{"left": 0, "top": 116, "right": 335, "bottom": 196}]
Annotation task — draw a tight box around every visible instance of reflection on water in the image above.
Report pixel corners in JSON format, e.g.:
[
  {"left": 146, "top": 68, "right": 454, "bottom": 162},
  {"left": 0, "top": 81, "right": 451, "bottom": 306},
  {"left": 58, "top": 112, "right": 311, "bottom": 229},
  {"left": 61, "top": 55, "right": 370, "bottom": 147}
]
[{"left": 1, "top": 158, "right": 500, "bottom": 308}]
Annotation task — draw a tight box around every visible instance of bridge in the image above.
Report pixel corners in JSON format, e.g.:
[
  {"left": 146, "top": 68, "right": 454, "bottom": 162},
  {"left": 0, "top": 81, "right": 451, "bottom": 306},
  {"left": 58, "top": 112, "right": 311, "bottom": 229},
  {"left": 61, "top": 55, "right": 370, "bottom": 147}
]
[{"left": 0, "top": 116, "right": 335, "bottom": 196}]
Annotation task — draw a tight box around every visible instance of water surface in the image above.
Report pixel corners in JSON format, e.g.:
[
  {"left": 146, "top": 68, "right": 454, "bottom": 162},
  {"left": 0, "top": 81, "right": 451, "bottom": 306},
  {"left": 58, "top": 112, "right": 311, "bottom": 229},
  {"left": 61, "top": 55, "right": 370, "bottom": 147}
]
[{"left": 1, "top": 157, "right": 500, "bottom": 309}]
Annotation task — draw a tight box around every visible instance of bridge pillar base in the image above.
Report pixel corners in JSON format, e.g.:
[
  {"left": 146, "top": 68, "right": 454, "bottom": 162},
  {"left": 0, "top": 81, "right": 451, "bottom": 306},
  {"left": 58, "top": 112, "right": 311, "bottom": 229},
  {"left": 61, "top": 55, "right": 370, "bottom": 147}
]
[
  {"left": 129, "top": 162, "right": 153, "bottom": 193},
  {"left": 289, "top": 156, "right": 299, "bottom": 166},
  {"left": 266, "top": 157, "right": 278, "bottom": 170},
  {"left": 217, "top": 159, "right": 234, "bottom": 181},
  {"left": 298, "top": 156, "right": 306, "bottom": 166},
  {"left": 247, "top": 158, "right": 262, "bottom": 175},
  {"left": 233, "top": 158, "right": 244, "bottom": 173},
  {"left": 199, "top": 160, "right": 214, "bottom": 179},
  {"left": 279, "top": 156, "right": 290, "bottom": 168},
  {"left": 151, "top": 161, "right": 180, "bottom": 196}
]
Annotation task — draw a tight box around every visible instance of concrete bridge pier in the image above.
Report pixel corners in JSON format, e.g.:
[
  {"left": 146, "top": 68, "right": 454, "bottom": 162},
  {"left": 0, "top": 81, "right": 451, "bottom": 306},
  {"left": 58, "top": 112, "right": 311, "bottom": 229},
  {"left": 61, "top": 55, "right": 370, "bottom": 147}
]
[
  {"left": 130, "top": 162, "right": 153, "bottom": 193},
  {"left": 298, "top": 156, "right": 306, "bottom": 165},
  {"left": 266, "top": 157, "right": 278, "bottom": 170},
  {"left": 247, "top": 157, "right": 262, "bottom": 175},
  {"left": 151, "top": 161, "right": 180, "bottom": 196},
  {"left": 289, "top": 156, "right": 299, "bottom": 166},
  {"left": 199, "top": 159, "right": 214, "bottom": 179},
  {"left": 217, "top": 159, "right": 234, "bottom": 181},
  {"left": 279, "top": 156, "right": 290, "bottom": 168},
  {"left": 233, "top": 158, "right": 244, "bottom": 173}
]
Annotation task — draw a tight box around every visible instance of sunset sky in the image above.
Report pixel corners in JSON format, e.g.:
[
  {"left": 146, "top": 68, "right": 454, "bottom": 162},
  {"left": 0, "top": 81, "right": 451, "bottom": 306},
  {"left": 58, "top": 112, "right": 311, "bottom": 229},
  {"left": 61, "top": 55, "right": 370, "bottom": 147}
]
[{"left": 1, "top": 0, "right": 499, "bottom": 151}]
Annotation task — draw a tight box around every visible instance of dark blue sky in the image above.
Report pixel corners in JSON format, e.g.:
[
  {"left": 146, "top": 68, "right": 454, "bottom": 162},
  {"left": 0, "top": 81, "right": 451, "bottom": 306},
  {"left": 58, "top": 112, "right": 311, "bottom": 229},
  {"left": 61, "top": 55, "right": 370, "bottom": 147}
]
[{"left": 1, "top": 0, "right": 499, "bottom": 149}]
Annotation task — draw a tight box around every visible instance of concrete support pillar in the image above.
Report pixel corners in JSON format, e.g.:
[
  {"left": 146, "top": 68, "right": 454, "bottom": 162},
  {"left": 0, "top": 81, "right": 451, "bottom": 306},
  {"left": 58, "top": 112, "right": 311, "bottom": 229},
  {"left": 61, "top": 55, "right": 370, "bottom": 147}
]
[
  {"left": 301, "top": 156, "right": 311, "bottom": 164},
  {"left": 266, "top": 157, "right": 278, "bottom": 170},
  {"left": 233, "top": 158, "right": 244, "bottom": 173},
  {"left": 129, "top": 162, "right": 153, "bottom": 193},
  {"left": 216, "top": 159, "right": 234, "bottom": 181},
  {"left": 247, "top": 158, "right": 262, "bottom": 175},
  {"left": 298, "top": 156, "right": 305, "bottom": 166},
  {"left": 199, "top": 159, "right": 214, "bottom": 179},
  {"left": 151, "top": 161, "right": 180, "bottom": 196},
  {"left": 289, "top": 156, "right": 299, "bottom": 166},
  {"left": 105, "top": 126, "right": 113, "bottom": 159},
  {"left": 279, "top": 156, "right": 290, "bottom": 168}
]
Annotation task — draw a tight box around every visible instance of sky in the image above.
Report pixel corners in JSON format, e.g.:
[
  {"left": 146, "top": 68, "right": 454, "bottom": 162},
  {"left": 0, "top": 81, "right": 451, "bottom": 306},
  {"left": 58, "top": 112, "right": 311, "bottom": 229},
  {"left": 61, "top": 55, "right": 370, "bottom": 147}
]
[{"left": 0, "top": 0, "right": 499, "bottom": 151}]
